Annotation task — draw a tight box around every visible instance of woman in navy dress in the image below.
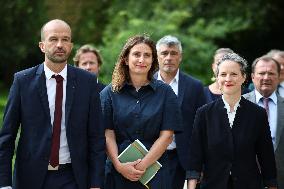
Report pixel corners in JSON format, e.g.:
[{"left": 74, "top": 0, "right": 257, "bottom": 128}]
[
  {"left": 101, "top": 35, "right": 182, "bottom": 189},
  {"left": 187, "top": 53, "right": 277, "bottom": 189}
]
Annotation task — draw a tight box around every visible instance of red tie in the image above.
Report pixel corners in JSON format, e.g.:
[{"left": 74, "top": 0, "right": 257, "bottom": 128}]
[
  {"left": 49, "top": 74, "right": 64, "bottom": 168},
  {"left": 262, "top": 97, "right": 270, "bottom": 118}
]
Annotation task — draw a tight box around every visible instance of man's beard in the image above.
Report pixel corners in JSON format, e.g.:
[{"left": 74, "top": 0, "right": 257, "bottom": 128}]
[{"left": 46, "top": 51, "right": 70, "bottom": 63}]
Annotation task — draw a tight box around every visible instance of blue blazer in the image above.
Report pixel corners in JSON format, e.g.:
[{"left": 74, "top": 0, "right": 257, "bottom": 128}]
[
  {"left": 188, "top": 97, "right": 277, "bottom": 189},
  {"left": 0, "top": 64, "right": 106, "bottom": 189},
  {"left": 155, "top": 71, "right": 206, "bottom": 170}
]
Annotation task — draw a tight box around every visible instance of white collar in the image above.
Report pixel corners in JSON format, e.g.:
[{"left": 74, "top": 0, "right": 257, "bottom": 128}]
[
  {"left": 254, "top": 90, "right": 277, "bottom": 105},
  {"left": 222, "top": 95, "right": 241, "bottom": 113},
  {"left": 44, "top": 63, "right": 67, "bottom": 81},
  {"left": 157, "top": 69, "right": 179, "bottom": 83}
]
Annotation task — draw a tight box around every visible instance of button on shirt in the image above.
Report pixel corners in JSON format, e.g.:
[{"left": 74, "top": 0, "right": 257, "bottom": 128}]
[
  {"left": 255, "top": 90, "right": 277, "bottom": 148},
  {"left": 44, "top": 63, "right": 71, "bottom": 164},
  {"left": 100, "top": 79, "right": 182, "bottom": 151},
  {"left": 157, "top": 70, "right": 179, "bottom": 150}
]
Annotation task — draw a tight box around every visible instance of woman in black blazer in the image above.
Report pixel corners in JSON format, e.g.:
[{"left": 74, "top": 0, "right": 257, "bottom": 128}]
[{"left": 187, "top": 53, "right": 277, "bottom": 189}]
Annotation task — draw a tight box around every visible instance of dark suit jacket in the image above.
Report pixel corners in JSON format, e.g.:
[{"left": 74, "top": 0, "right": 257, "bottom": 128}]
[
  {"left": 188, "top": 97, "right": 277, "bottom": 189},
  {"left": 0, "top": 64, "right": 106, "bottom": 189},
  {"left": 155, "top": 71, "right": 206, "bottom": 170},
  {"left": 97, "top": 81, "right": 106, "bottom": 92}
]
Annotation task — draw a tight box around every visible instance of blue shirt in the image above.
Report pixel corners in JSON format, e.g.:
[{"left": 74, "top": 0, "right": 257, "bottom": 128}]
[{"left": 100, "top": 79, "right": 182, "bottom": 153}]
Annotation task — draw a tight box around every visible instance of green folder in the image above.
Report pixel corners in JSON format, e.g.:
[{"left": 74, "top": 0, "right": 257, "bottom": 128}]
[{"left": 118, "top": 139, "right": 162, "bottom": 188}]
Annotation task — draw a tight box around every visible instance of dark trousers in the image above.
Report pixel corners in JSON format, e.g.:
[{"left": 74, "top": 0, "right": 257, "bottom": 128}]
[
  {"left": 42, "top": 165, "right": 78, "bottom": 189},
  {"left": 167, "top": 149, "right": 186, "bottom": 189}
]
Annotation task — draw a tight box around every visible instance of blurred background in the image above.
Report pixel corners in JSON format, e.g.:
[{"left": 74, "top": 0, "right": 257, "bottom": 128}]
[{"left": 1, "top": 0, "right": 284, "bottom": 124}]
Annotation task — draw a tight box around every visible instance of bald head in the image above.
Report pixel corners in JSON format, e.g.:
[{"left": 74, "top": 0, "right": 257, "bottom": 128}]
[{"left": 41, "top": 19, "right": 71, "bottom": 41}]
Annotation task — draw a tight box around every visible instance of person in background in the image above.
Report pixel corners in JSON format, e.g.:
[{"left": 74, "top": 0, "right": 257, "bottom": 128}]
[
  {"left": 100, "top": 35, "right": 182, "bottom": 189},
  {"left": 243, "top": 55, "right": 284, "bottom": 189},
  {"left": 204, "top": 48, "right": 234, "bottom": 103},
  {"left": 74, "top": 44, "right": 106, "bottom": 91},
  {"left": 187, "top": 53, "right": 277, "bottom": 189},
  {"left": 155, "top": 35, "right": 205, "bottom": 189},
  {"left": 267, "top": 49, "right": 284, "bottom": 97},
  {"left": 0, "top": 19, "right": 105, "bottom": 189}
]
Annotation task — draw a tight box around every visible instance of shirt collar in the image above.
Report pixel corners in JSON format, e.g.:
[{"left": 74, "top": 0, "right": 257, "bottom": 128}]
[
  {"left": 254, "top": 89, "right": 277, "bottom": 104},
  {"left": 122, "top": 79, "right": 157, "bottom": 91},
  {"left": 44, "top": 63, "right": 67, "bottom": 81},
  {"left": 157, "top": 69, "right": 179, "bottom": 84},
  {"left": 222, "top": 95, "right": 241, "bottom": 113}
]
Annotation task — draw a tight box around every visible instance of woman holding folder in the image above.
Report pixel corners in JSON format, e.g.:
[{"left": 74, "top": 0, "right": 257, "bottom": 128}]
[
  {"left": 187, "top": 53, "right": 277, "bottom": 189},
  {"left": 100, "top": 35, "right": 182, "bottom": 189}
]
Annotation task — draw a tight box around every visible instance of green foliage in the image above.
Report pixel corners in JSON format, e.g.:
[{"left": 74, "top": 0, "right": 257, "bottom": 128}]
[
  {"left": 0, "top": 89, "right": 8, "bottom": 128},
  {"left": 98, "top": 0, "right": 242, "bottom": 84},
  {"left": 1, "top": 0, "right": 282, "bottom": 86},
  {"left": 0, "top": 0, "right": 47, "bottom": 86}
]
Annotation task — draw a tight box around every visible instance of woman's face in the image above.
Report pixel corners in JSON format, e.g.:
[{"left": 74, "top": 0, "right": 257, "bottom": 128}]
[
  {"left": 127, "top": 43, "right": 153, "bottom": 77},
  {"left": 217, "top": 60, "right": 245, "bottom": 96}
]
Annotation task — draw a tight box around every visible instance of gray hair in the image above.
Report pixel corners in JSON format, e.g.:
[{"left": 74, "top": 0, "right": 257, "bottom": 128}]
[
  {"left": 214, "top": 48, "right": 234, "bottom": 57},
  {"left": 156, "top": 35, "right": 182, "bottom": 52},
  {"left": 251, "top": 55, "right": 281, "bottom": 75},
  {"left": 216, "top": 53, "right": 247, "bottom": 76},
  {"left": 266, "top": 49, "right": 284, "bottom": 58}
]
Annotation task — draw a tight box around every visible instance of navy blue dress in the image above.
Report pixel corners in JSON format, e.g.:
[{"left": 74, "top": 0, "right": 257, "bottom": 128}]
[
  {"left": 100, "top": 79, "right": 182, "bottom": 189},
  {"left": 204, "top": 86, "right": 220, "bottom": 104}
]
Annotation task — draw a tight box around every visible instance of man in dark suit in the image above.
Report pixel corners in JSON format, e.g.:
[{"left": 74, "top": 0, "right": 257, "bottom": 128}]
[
  {"left": 73, "top": 44, "right": 106, "bottom": 91},
  {"left": 0, "top": 19, "right": 105, "bottom": 189},
  {"left": 243, "top": 55, "right": 284, "bottom": 189},
  {"left": 155, "top": 35, "right": 206, "bottom": 189}
]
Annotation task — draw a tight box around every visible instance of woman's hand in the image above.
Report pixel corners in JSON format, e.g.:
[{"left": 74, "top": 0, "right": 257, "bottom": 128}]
[{"left": 116, "top": 159, "right": 145, "bottom": 181}]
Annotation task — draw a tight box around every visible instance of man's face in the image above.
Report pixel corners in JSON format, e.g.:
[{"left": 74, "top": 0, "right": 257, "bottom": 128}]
[
  {"left": 78, "top": 52, "right": 100, "bottom": 75},
  {"left": 252, "top": 60, "right": 279, "bottom": 97},
  {"left": 157, "top": 44, "right": 182, "bottom": 74},
  {"left": 39, "top": 21, "right": 73, "bottom": 64}
]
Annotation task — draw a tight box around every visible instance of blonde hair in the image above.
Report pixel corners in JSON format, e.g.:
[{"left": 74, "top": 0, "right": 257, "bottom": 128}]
[{"left": 73, "top": 44, "right": 103, "bottom": 67}]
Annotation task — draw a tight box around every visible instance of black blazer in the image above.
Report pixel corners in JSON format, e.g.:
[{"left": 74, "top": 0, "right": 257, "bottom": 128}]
[
  {"left": 174, "top": 72, "right": 205, "bottom": 170},
  {"left": 188, "top": 97, "right": 277, "bottom": 189},
  {"left": 0, "top": 64, "right": 106, "bottom": 189},
  {"left": 154, "top": 71, "right": 205, "bottom": 170}
]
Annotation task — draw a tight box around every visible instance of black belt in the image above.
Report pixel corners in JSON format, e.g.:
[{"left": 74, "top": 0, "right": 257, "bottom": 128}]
[{"left": 58, "top": 163, "right": 72, "bottom": 170}]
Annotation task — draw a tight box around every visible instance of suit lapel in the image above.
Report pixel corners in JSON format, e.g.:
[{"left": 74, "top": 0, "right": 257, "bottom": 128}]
[
  {"left": 177, "top": 72, "right": 185, "bottom": 106},
  {"left": 275, "top": 95, "right": 284, "bottom": 150},
  {"left": 36, "top": 64, "right": 51, "bottom": 120},
  {"left": 243, "top": 91, "right": 256, "bottom": 103},
  {"left": 65, "top": 65, "right": 76, "bottom": 128}
]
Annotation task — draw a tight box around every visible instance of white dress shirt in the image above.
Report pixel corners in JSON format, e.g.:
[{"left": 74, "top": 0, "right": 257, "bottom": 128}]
[
  {"left": 44, "top": 63, "right": 71, "bottom": 164},
  {"left": 157, "top": 69, "right": 179, "bottom": 150},
  {"left": 255, "top": 90, "right": 277, "bottom": 148},
  {"left": 222, "top": 96, "right": 241, "bottom": 128}
]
